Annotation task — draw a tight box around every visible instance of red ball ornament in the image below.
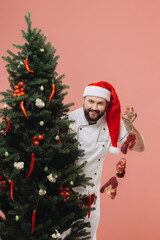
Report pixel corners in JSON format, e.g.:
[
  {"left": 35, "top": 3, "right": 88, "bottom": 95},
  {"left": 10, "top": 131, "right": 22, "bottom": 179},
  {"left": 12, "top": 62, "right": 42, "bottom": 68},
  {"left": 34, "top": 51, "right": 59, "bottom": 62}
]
[
  {"left": 59, "top": 187, "right": 64, "bottom": 192},
  {"left": 15, "top": 89, "right": 20, "bottom": 94},
  {"left": 20, "top": 88, "right": 25, "bottom": 92},
  {"left": 32, "top": 136, "right": 37, "bottom": 141},
  {"left": 38, "top": 135, "right": 43, "bottom": 141},
  {"left": 20, "top": 92, "right": 25, "bottom": 96},
  {"left": 33, "top": 141, "right": 39, "bottom": 146},
  {"left": 65, "top": 192, "right": 70, "bottom": 197},
  {"left": 63, "top": 198, "right": 67, "bottom": 203},
  {"left": 65, "top": 187, "right": 69, "bottom": 192},
  {"left": 15, "top": 85, "right": 19, "bottom": 90},
  {"left": 19, "top": 81, "right": 24, "bottom": 87},
  {"left": 13, "top": 93, "right": 17, "bottom": 98},
  {"left": 17, "top": 93, "right": 21, "bottom": 97},
  {"left": 60, "top": 192, "right": 65, "bottom": 196}
]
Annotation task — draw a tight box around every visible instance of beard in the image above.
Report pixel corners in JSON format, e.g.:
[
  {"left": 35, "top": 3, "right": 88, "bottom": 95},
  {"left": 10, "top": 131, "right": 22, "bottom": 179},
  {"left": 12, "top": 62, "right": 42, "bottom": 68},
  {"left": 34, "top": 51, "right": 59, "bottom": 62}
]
[{"left": 83, "top": 106, "right": 106, "bottom": 123}]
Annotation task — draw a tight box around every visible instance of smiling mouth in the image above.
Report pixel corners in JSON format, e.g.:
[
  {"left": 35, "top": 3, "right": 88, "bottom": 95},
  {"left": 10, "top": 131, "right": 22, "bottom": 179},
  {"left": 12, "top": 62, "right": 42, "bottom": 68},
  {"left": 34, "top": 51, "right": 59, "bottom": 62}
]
[{"left": 89, "top": 111, "right": 98, "bottom": 117}]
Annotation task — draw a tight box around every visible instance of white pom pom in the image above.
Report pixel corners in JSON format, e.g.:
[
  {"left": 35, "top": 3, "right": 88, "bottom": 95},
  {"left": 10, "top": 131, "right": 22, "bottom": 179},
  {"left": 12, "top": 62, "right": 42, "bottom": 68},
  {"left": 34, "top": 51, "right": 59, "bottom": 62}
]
[{"left": 109, "top": 146, "right": 119, "bottom": 155}]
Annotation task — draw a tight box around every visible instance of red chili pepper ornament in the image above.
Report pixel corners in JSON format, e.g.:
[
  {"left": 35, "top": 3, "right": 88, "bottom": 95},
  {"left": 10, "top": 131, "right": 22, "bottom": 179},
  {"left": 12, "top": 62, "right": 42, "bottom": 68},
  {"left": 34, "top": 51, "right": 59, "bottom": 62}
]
[
  {"left": 32, "top": 209, "right": 36, "bottom": 234},
  {"left": 10, "top": 181, "right": 14, "bottom": 201},
  {"left": 25, "top": 59, "right": 34, "bottom": 73},
  {"left": 27, "top": 153, "right": 35, "bottom": 178},
  {"left": 49, "top": 83, "right": 55, "bottom": 102},
  {"left": 20, "top": 101, "right": 29, "bottom": 119},
  {"left": 2, "top": 118, "right": 11, "bottom": 135}
]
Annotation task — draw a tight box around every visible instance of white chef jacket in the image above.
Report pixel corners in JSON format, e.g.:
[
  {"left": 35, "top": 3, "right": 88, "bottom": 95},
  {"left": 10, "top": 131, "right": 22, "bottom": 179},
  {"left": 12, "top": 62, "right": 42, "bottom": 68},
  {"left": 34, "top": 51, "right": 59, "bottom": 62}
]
[{"left": 67, "top": 107, "right": 128, "bottom": 240}]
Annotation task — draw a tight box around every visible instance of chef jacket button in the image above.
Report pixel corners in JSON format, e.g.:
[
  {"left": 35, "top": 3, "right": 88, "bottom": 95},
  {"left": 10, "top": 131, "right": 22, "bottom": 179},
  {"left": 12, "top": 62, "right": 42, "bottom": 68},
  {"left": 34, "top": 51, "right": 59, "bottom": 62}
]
[
  {"left": 102, "top": 145, "right": 105, "bottom": 147},
  {"left": 103, "top": 128, "right": 105, "bottom": 130},
  {"left": 98, "top": 159, "right": 100, "bottom": 161},
  {"left": 95, "top": 173, "right": 97, "bottom": 175},
  {"left": 80, "top": 127, "right": 82, "bottom": 130},
  {"left": 79, "top": 144, "right": 81, "bottom": 147}
]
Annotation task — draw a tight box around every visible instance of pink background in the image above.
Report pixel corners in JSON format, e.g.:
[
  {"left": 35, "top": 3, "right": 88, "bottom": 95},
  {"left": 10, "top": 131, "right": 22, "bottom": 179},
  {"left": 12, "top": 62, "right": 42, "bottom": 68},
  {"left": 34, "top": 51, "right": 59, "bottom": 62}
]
[{"left": 0, "top": 1, "right": 159, "bottom": 239}]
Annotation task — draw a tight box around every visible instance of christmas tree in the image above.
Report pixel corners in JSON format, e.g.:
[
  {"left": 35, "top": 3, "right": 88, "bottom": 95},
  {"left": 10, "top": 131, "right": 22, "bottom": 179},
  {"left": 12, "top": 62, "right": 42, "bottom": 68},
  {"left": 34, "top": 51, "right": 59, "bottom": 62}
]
[{"left": 0, "top": 12, "right": 93, "bottom": 240}]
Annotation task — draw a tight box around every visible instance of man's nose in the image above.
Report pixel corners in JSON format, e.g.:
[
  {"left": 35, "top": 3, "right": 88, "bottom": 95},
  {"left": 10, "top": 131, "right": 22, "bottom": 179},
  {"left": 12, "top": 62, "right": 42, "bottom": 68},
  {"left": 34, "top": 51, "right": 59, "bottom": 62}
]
[{"left": 91, "top": 103, "right": 98, "bottom": 110}]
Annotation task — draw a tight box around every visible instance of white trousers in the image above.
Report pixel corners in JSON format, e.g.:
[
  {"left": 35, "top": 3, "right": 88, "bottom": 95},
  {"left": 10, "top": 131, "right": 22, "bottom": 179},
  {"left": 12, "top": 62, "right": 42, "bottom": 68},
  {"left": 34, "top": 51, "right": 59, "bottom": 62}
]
[{"left": 85, "top": 193, "right": 100, "bottom": 240}]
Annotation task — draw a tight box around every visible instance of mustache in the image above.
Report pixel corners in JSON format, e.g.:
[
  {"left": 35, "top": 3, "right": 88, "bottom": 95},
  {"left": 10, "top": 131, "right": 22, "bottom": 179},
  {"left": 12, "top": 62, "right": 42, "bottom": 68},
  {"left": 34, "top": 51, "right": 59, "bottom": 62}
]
[{"left": 88, "top": 109, "right": 100, "bottom": 114}]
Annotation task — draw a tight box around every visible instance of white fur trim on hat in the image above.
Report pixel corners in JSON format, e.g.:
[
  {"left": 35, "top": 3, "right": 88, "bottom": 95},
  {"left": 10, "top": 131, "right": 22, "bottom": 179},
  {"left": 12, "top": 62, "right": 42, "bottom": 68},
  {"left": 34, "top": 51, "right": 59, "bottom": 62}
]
[
  {"left": 83, "top": 86, "right": 111, "bottom": 102},
  {"left": 109, "top": 146, "right": 120, "bottom": 155}
]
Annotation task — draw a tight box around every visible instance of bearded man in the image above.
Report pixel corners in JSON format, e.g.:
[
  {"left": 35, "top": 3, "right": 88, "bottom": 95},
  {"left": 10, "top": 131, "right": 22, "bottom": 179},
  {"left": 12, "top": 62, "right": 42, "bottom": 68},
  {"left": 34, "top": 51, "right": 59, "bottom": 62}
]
[{"left": 68, "top": 81, "right": 145, "bottom": 240}]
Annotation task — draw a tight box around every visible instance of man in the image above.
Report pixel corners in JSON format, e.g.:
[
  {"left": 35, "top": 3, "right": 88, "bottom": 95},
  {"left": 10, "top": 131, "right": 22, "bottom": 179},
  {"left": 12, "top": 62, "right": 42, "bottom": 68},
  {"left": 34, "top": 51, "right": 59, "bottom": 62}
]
[{"left": 68, "top": 81, "right": 145, "bottom": 240}]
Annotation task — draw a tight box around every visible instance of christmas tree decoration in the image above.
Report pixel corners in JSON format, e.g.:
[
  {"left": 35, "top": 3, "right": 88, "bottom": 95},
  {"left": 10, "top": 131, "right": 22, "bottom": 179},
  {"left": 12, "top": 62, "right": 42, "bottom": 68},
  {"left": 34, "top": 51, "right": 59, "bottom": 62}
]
[
  {"left": 25, "top": 58, "right": 34, "bottom": 73},
  {"left": 20, "top": 88, "right": 25, "bottom": 93},
  {"left": 2, "top": 118, "right": 10, "bottom": 135},
  {"left": 79, "top": 194, "right": 97, "bottom": 218},
  {"left": 49, "top": 83, "right": 55, "bottom": 102},
  {"left": 14, "top": 162, "right": 24, "bottom": 170},
  {"left": 13, "top": 82, "right": 26, "bottom": 98},
  {"left": 47, "top": 173, "right": 57, "bottom": 183},
  {"left": 55, "top": 135, "right": 60, "bottom": 141},
  {"left": 51, "top": 230, "right": 61, "bottom": 239},
  {"left": 18, "top": 61, "right": 24, "bottom": 69},
  {"left": 0, "top": 180, "right": 6, "bottom": 192},
  {"left": 44, "top": 166, "right": 48, "bottom": 172},
  {"left": 32, "top": 209, "right": 36, "bottom": 234},
  {"left": 39, "top": 189, "right": 47, "bottom": 196},
  {"left": 37, "top": 134, "right": 43, "bottom": 141},
  {"left": 33, "top": 140, "right": 39, "bottom": 146},
  {"left": 3, "top": 104, "right": 8, "bottom": 109},
  {"left": 39, "top": 120, "right": 44, "bottom": 126},
  {"left": 10, "top": 181, "right": 14, "bottom": 201},
  {"left": 69, "top": 122, "right": 76, "bottom": 132},
  {"left": 0, "top": 12, "right": 92, "bottom": 240},
  {"left": 27, "top": 153, "right": 35, "bottom": 178},
  {"left": 70, "top": 181, "right": 74, "bottom": 186},
  {"left": 40, "top": 85, "right": 44, "bottom": 91},
  {"left": 32, "top": 136, "right": 37, "bottom": 141},
  {"left": 20, "top": 101, "right": 29, "bottom": 119},
  {"left": 59, "top": 187, "right": 71, "bottom": 202},
  {"left": 5, "top": 151, "right": 9, "bottom": 157},
  {"left": 35, "top": 98, "right": 45, "bottom": 108},
  {"left": 55, "top": 130, "right": 61, "bottom": 143},
  {"left": 14, "top": 85, "right": 19, "bottom": 90},
  {"left": 40, "top": 48, "right": 45, "bottom": 52},
  {"left": 19, "top": 81, "right": 24, "bottom": 87},
  {"left": 15, "top": 215, "right": 20, "bottom": 222}
]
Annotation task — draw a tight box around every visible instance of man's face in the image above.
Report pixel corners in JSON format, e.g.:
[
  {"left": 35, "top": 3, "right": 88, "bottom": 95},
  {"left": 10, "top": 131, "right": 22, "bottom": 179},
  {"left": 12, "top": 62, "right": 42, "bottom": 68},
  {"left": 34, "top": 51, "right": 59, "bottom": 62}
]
[{"left": 83, "top": 96, "right": 109, "bottom": 124}]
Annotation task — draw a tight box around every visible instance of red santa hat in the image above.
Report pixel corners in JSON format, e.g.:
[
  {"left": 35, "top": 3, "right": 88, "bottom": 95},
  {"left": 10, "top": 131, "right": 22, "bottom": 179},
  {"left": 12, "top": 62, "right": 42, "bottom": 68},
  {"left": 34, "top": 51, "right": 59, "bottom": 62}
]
[{"left": 83, "top": 81, "right": 121, "bottom": 154}]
